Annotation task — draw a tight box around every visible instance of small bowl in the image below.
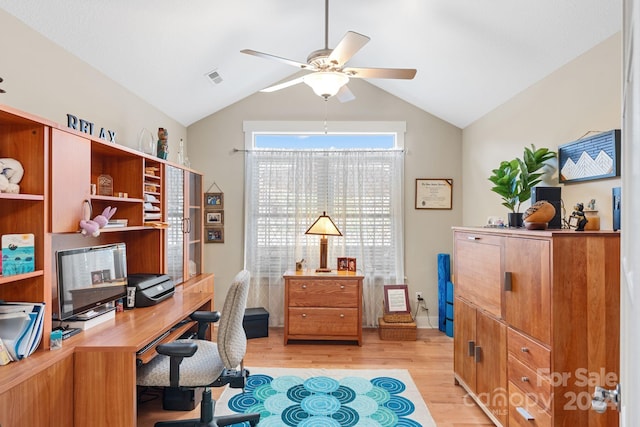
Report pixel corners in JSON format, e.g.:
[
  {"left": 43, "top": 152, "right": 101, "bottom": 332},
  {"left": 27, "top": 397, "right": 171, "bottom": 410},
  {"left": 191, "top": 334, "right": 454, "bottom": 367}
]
[{"left": 524, "top": 221, "right": 548, "bottom": 230}]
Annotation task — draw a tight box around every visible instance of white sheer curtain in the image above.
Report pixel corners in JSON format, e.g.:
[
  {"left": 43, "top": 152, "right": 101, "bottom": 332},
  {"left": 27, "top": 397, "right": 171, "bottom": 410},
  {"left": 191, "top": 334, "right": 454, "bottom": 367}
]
[{"left": 244, "top": 149, "right": 404, "bottom": 327}]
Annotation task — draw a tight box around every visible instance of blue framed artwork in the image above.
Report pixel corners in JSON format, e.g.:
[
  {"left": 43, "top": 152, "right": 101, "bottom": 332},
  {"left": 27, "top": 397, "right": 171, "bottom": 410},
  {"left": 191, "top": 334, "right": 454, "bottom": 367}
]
[{"left": 558, "top": 129, "right": 621, "bottom": 183}]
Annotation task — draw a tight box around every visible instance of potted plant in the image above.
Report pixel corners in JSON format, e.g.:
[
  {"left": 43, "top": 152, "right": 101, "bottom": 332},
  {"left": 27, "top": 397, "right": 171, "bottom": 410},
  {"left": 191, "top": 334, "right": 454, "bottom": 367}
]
[{"left": 488, "top": 145, "right": 556, "bottom": 227}]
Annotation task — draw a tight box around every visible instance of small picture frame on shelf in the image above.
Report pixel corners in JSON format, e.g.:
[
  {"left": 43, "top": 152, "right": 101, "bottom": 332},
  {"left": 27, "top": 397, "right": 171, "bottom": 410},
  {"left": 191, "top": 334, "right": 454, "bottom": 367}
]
[
  {"left": 205, "top": 227, "right": 224, "bottom": 243},
  {"left": 205, "top": 211, "right": 224, "bottom": 225},
  {"left": 205, "top": 192, "right": 224, "bottom": 209},
  {"left": 337, "top": 257, "right": 348, "bottom": 271},
  {"left": 347, "top": 257, "right": 357, "bottom": 272}
]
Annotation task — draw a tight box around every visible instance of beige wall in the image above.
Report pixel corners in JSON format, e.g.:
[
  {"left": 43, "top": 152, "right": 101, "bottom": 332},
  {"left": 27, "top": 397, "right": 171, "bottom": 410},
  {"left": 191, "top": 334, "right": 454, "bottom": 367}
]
[
  {"left": 187, "top": 77, "right": 463, "bottom": 324},
  {"left": 463, "top": 33, "right": 622, "bottom": 228},
  {"left": 0, "top": 9, "right": 186, "bottom": 159}
]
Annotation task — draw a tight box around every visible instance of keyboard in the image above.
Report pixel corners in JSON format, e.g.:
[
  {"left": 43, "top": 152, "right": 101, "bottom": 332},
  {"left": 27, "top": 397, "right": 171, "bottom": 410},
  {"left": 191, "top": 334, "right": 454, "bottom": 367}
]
[
  {"left": 137, "top": 330, "right": 171, "bottom": 356},
  {"left": 61, "top": 327, "right": 81, "bottom": 340}
]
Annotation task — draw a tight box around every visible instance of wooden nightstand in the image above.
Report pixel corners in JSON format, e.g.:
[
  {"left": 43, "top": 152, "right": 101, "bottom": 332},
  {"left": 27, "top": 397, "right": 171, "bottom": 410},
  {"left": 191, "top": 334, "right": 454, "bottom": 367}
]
[{"left": 283, "top": 270, "right": 364, "bottom": 345}]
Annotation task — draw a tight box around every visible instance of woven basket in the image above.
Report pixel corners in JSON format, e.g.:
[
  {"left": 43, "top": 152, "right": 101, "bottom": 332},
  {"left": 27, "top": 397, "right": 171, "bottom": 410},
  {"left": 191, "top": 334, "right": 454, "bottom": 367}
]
[
  {"left": 382, "top": 312, "right": 414, "bottom": 323},
  {"left": 381, "top": 299, "right": 414, "bottom": 323},
  {"left": 378, "top": 317, "right": 417, "bottom": 341}
]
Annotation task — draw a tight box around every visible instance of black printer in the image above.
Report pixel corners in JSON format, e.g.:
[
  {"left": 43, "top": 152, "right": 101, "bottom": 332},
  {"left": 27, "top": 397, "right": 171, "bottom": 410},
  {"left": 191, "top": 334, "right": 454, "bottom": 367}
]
[{"left": 127, "top": 273, "right": 175, "bottom": 307}]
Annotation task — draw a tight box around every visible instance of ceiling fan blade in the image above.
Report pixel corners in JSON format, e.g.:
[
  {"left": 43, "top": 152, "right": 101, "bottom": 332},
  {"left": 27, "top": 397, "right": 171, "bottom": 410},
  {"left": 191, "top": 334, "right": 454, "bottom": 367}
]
[
  {"left": 260, "top": 76, "right": 306, "bottom": 93},
  {"left": 241, "top": 49, "right": 314, "bottom": 70},
  {"left": 336, "top": 85, "right": 355, "bottom": 103},
  {"left": 328, "top": 31, "right": 370, "bottom": 67},
  {"left": 342, "top": 67, "right": 417, "bottom": 80}
]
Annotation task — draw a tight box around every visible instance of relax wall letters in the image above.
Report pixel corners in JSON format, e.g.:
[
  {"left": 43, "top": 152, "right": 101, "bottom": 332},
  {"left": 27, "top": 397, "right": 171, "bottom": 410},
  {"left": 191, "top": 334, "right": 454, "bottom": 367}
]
[{"left": 67, "top": 114, "right": 117, "bottom": 143}]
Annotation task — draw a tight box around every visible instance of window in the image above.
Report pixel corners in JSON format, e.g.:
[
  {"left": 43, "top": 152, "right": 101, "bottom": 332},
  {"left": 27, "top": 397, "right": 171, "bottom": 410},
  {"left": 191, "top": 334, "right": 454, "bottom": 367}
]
[{"left": 243, "top": 121, "right": 405, "bottom": 327}]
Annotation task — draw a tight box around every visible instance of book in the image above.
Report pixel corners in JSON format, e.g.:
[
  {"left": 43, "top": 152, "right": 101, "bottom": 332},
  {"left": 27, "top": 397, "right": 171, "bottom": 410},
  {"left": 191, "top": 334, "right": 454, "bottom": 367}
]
[
  {"left": 1, "top": 234, "right": 35, "bottom": 276},
  {"left": 0, "top": 302, "right": 45, "bottom": 360},
  {"left": 62, "top": 308, "right": 115, "bottom": 330},
  {"left": 0, "top": 337, "right": 12, "bottom": 365},
  {"left": 102, "top": 219, "right": 128, "bottom": 229}
]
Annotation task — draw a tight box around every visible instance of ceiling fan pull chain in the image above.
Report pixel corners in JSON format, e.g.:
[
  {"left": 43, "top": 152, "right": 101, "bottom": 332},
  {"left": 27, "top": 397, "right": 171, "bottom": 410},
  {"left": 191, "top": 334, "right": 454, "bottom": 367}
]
[{"left": 324, "top": 98, "right": 329, "bottom": 134}]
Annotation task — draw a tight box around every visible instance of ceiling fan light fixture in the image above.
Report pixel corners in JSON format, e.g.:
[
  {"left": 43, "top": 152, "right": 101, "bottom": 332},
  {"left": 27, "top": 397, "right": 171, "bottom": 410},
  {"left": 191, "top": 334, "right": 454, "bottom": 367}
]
[{"left": 303, "top": 72, "right": 349, "bottom": 98}]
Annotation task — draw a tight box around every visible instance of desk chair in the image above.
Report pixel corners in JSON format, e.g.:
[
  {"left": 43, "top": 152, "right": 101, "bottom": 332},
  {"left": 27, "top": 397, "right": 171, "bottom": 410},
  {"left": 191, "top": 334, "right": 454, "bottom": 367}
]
[{"left": 137, "top": 270, "right": 260, "bottom": 426}]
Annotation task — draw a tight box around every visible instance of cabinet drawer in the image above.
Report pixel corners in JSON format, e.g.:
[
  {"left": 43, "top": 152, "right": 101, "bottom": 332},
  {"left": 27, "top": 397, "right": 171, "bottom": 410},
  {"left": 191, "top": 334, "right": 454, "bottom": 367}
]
[
  {"left": 288, "top": 279, "right": 359, "bottom": 307},
  {"left": 508, "top": 355, "right": 551, "bottom": 412},
  {"left": 508, "top": 328, "right": 551, "bottom": 375},
  {"left": 508, "top": 381, "right": 552, "bottom": 427},
  {"left": 288, "top": 307, "right": 359, "bottom": 335},
  {"left": 454, "top": 232, "right": 503, "bottom": 317}
]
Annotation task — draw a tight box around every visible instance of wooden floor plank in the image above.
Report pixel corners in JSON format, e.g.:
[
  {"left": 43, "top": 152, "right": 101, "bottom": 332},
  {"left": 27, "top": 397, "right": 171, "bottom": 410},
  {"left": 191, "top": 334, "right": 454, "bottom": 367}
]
[{"left": 137, "top": 327, "right": 493, "bottom": 426}]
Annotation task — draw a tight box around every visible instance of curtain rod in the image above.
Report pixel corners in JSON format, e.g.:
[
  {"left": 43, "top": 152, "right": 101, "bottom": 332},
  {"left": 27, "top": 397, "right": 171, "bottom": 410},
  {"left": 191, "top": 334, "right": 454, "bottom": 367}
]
[{"left": 232, "top": 148, "right": 405, "bottom": 153}]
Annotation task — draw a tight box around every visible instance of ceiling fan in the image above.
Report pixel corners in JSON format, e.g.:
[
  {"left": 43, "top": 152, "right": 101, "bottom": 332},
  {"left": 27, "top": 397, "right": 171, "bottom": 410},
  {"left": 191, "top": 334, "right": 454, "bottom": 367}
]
[{"left": 240, "top": 0, "right": 417, "bottom": 102}]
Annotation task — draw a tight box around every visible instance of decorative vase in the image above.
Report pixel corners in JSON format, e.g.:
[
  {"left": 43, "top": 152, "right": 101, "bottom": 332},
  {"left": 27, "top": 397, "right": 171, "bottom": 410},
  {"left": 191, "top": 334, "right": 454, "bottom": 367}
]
[{"left": 508, "top": 212, "right": 523, "bottom": 228}]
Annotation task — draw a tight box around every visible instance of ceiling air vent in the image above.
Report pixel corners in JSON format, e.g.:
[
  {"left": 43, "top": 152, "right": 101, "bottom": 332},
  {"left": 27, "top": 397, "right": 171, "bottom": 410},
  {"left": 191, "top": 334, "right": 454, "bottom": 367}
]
[{"left": 206, "top": 69, "right": 223, "bottom": 85}]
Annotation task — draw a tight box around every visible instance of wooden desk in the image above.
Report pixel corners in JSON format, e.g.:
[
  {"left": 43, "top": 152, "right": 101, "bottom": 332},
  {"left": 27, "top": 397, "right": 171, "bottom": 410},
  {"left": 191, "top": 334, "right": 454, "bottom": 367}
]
[
  {"left": 0, "top": 273, "right": 213, "bottom": 427},
  {"left": 284, "top": 270, "right": 363, "bottom": 345}
]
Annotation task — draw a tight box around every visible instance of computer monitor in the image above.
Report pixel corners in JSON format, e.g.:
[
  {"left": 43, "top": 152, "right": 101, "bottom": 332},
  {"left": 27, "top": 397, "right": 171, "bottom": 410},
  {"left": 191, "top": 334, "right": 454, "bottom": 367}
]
[{"left": 54, "top": 243, "right": 128, "bottom": 321}]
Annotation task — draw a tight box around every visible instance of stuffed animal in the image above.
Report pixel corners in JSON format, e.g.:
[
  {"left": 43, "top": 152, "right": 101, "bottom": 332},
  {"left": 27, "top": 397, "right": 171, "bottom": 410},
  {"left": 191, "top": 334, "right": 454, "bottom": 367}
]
[
  {"left": 79, "top": 206, "right": 117, "bottom": 237},
  {"left": 0, "top": 158, "right": 24, "bottom": 193}
]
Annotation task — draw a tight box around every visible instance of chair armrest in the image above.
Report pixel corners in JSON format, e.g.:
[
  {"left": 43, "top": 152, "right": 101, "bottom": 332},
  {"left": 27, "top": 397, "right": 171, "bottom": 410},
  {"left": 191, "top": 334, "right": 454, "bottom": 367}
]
[
  {"left": 156, "top": 341, "right": 198, "bottom": 357},
  {"left": 190, "top": 311, "right": 221, "bottom": 323},
  {"left": 191, "top": 311, "right": 221, "bottom": 339},
  {"left": 155, "top": 341, "right": 198, "bottom": 387}
]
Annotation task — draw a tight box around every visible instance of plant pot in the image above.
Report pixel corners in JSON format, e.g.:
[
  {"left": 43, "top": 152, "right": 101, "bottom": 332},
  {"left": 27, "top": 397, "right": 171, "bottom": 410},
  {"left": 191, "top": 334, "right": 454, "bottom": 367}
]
[{"left": 508, "top": 212, "right": 523, "bottom": 228}]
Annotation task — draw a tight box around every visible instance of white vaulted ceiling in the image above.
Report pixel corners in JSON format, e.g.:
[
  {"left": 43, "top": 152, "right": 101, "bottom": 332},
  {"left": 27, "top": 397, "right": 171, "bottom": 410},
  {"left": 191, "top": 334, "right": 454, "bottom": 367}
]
[{"left": 0, "top": 0, "right": 622, "bottom": 128}]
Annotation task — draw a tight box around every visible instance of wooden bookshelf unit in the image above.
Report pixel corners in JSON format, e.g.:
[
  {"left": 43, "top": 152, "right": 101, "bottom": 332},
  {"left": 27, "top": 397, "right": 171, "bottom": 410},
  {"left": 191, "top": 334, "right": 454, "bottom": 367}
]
[{"left": 0, "top": 103, "right": 207, "bottom": 427}]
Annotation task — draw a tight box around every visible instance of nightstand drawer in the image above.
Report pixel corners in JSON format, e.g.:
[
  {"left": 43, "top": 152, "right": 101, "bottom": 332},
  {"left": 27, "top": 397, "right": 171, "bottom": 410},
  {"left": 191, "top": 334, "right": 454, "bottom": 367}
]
[
  {"left": 288, "top": 279, "right": 359, "bottom": 307},
  {"left": 288, "top": 307, "right": 359, "bottom": 336}
]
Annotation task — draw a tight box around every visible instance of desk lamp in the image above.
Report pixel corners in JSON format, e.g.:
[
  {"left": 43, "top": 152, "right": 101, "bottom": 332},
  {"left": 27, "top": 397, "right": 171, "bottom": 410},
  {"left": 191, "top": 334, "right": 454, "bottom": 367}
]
[{"left": 305, "top": 211, "right": 342, "bottom": 272}]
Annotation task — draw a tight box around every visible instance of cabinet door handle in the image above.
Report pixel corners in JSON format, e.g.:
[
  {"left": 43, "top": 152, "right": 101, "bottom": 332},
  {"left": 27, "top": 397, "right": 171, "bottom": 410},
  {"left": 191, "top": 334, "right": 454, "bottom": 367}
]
[
  {"left": 474, "top": 346, "right": 482, "bottom": 363},
  {"left": 516, "top": 407, "right": 534, "bottom": 420},
  {"left": 521, "top": 376, "right": 530, "bottom": 382},
  {"left": 468, "top": 340, "right": 476, "bottom": 357},
  {"left": 186, "top": 217, "right": 191, "bottom": 233},
  {"left": 504, "top": 271, "right": 512, "bottom": 291},
  {"left": 521, "top": 347, "right": 529, "bottom": 353}
]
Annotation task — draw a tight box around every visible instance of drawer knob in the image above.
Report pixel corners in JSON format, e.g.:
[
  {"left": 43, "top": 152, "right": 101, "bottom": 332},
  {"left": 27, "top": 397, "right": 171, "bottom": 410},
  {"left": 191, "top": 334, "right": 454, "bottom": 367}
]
[
  {"left": 302, "top": 284, "right": 307, "bottom": 289},
  {"left": 521, "top": 347, "right": 529, "bottom": 353},
  {"left": 521, "top": 376, "right": 529, "bottom": 382},
  {"left": 340, "top": 314, "right": 345, "bottom": 318},
  {"left": 340, "top": 285, "right": 345, "bottom": 289},
  {"left": 301, "top": 313, "right": 307, "bottom": 318},
  {"left": 467, "top": 236, "right": 480, "bottom": 240}
]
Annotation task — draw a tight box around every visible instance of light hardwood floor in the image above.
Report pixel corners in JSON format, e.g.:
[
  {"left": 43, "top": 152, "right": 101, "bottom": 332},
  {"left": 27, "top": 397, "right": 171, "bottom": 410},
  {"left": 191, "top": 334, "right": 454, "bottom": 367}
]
[{"left": 138, "top": 327, "right": 493, "bottom": 426}]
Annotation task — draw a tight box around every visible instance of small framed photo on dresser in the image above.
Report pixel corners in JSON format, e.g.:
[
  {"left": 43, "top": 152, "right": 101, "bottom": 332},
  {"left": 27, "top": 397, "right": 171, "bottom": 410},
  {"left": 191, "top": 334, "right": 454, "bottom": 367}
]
[{"left": 337, "top": 257, "right": 348, "bottom": 271}]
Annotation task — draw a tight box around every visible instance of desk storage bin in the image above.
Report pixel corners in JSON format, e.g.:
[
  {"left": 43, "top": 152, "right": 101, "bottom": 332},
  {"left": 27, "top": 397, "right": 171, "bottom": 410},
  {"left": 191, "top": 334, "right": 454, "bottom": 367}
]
[
  {"left": 243, "top": 307, "right": 269, "bottom": 339},
  {"left": 378, "top": 317, "right": 417, "bottom": 341}
]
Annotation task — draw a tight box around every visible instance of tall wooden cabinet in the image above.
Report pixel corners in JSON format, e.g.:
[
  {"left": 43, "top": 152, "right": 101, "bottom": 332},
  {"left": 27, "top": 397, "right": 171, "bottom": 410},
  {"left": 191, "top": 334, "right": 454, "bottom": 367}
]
[
  {"left": 165, "top": 165, "right": 203, "bottom": 284},
  {"left": 453, "top": 227, "right": 620, "bottom": 427}
]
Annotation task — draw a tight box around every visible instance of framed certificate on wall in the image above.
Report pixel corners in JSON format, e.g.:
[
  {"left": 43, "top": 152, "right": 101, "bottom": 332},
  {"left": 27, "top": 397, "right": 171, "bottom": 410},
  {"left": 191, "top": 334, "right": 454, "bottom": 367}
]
[{"left": 415, "top": 178, "right": 453, "bottom": 209}]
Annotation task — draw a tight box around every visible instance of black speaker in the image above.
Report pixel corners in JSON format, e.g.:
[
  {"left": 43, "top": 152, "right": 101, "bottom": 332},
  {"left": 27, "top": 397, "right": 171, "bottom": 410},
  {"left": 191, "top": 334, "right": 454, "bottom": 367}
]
[
  {"left": 613, "top": 187, "right": 621, "bottom": 231},
  {"left": 531, "top": 186, "right": 562, "bottom": 228}
]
